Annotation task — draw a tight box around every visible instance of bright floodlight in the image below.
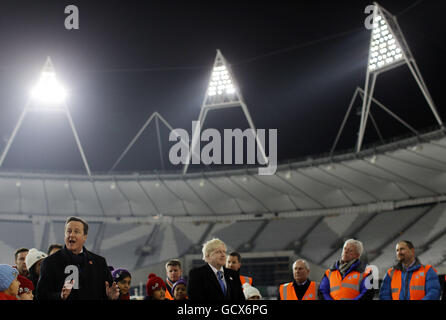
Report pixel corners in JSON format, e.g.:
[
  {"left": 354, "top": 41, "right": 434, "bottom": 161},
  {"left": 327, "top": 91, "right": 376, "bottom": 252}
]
[
  {"left": 354, "top": 2, "right": 442, "bottom": 154},
  {"left": 368, "top": 14, "right": 404, "bottom": 72},
  {"left": 0, "top": 56, "right": 92, "bottom": 176},
  {"left": 31, "top": 71, "right": 67, "bottom": 105},
  {"left": 208, "top": 65, "right": 236, "bottom": 96},
  {"left": 183, "top": 49, "right": 268, "bottom": 175}
]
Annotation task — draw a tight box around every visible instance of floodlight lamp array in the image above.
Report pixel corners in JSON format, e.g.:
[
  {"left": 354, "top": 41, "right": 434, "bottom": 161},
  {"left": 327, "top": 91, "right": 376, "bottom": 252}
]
[
  {"left": 368, "top": 14, "right": 404, "bottom": 72},
  {"left": 208, "top": 65, "right": 236, "bottom": 96}
]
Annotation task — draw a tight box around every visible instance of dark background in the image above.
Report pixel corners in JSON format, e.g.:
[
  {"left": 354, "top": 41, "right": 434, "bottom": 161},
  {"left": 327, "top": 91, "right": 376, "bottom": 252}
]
[{"left": 0, "top": 0, "right": 444, "bottom": 174}]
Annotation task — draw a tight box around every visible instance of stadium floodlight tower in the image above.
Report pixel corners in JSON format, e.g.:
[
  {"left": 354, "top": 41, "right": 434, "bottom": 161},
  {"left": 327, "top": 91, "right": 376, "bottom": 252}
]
[
  {"left": 356, "top": 2, "right": 442, "bottom": 152},
  {"left": 182, "top": 49, "right": 268, "bottom": 174},
  {"left": 0, "top": 56, "right": 92, "bottom": 176},
  {"left": 109, "top": 111, "right": 181, "bottom": 172}
]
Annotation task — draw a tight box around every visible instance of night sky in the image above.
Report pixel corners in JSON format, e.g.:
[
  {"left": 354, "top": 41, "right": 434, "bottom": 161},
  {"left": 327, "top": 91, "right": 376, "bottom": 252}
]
[{"left": 0, "top": 0, "right": 444, "bottom": 174}]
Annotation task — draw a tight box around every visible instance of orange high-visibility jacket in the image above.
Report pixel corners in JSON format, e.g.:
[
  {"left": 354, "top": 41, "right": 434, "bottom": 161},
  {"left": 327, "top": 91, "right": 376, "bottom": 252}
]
[
  {"left": 279, "top": 281, "right": 318, "bottom": 300},
  {"left": 240, "top": 275, "right": 253, "bottom": 286},
  {"left": 325, "top": 268, "right": 371, "bottom": 300},
  {"left": 387, "top": 264, "right": 434, "bottom": 300}
]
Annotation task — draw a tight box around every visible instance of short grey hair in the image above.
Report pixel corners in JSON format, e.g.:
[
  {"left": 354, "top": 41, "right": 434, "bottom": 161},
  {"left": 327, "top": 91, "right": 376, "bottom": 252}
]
[
  {"left": 343, "top": 239, "right": 363, "bottom": 257},
  {"left": 292, "top": 259, "right": 310, "bottom": 271},
  {"left": 202, "top": 238, "right": 226, "bottom": 262}
]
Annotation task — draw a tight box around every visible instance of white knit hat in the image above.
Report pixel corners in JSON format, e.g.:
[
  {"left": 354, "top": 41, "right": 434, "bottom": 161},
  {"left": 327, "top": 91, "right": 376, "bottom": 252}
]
[
  {"left": 25, "top": 248, "right": 47, "bottom": 271},
  {"left": 242, "top": 282, "right": 262, "bottom": 299}
]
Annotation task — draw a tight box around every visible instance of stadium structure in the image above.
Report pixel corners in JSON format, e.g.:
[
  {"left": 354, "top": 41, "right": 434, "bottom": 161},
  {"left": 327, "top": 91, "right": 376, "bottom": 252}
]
[
  {"left": 0, "top": 128, "right": 445, "bottom": 297},
  {"left": 0, "top": 2, "right": 445, "bottom": 299}
]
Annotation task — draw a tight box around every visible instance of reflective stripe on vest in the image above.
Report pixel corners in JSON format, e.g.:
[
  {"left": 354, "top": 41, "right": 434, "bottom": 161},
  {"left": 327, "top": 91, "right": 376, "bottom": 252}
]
[
  {"left": 282, "top": 282, "right": 290, "bottom": 300},
  {"left": 302, "top": 281, "right": 317, "bottom": 300},
  {"left": 389, "top": 264, "right": 433, "bottom": 300},
  {"left": 325, "top": 268, "right": 369, "bottom": 300},
  {"left": 279, "top": 281, "right": 317, "bottom": 300},
  {"left": 240, "top": 275, "right": 252, "bottom": 286},
  {"left": 330, "top": 285, "right": 340, "bottom": 292}
]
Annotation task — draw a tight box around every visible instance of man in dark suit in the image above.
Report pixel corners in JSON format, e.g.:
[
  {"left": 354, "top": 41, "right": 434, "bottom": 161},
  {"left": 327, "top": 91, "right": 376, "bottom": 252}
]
[
  {"left": 187, "top": 238, "right": 245, "bottom": 301},
  {"left": 36, "top": 216, "right": 119, "bottom": 300}
]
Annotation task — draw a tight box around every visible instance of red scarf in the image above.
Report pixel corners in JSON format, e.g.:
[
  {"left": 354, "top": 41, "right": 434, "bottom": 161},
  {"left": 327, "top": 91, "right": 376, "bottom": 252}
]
[{"left": 0, "top": 292, "right": 18, "bottom": 300}]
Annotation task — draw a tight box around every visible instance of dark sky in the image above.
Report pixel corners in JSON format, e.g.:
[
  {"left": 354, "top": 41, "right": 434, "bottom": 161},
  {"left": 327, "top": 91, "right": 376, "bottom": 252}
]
[{"left": 0, "top": 0, "right": 444, "bottom": 174}]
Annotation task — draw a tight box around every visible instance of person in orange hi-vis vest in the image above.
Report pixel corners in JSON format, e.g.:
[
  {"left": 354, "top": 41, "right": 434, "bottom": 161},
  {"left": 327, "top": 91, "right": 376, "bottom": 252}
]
[
  {"left": 226, "top": 252, "right": 253, "bottom": 287},
  {"left": 379, "top": 240, "right": 441, "bottom": 300},
  {"left": 164, "top": 259, "right": 183, "bottom": 300},
  {"left": 278, "top": 259, "right": 318, "bottom": 300},
  {"left": 319, "top": 239, "right": 374, "bottom": 300}
]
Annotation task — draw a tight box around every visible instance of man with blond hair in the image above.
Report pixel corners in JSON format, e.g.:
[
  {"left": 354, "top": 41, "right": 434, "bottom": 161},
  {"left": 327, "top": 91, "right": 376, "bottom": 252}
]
[
  {"left": 187, "top": 238, "right": 244, "bottom": 301},
  {"left": 319, "top": 239, "right": 374, "bottom": 300}
]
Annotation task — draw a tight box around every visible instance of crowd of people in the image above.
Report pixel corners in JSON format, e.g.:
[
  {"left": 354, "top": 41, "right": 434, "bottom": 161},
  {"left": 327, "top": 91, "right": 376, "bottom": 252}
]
[{"left": 0, "top": 216, "right": 444, "bottom": 301}]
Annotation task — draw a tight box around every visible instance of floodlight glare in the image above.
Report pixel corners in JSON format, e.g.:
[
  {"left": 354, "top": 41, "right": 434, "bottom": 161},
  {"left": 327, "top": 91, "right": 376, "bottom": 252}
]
[
  {"left": 368, "top": 14, "right": 404, "bottom": 72},
  {"left": 31, "top": 71, "right": 67, "bottom": 105},
  {"left": 0, "top": 56, "right": 92, "bottom": 176}
]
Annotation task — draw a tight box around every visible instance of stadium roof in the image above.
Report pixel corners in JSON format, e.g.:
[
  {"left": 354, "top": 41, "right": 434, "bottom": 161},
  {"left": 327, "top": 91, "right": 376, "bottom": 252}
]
[{"left": 1, "top": 128, "right": 445, "bottom": 223}]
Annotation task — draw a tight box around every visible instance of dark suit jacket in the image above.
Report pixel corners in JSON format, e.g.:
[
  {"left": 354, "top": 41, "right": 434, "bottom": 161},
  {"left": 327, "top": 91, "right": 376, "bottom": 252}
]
[
  {"left": 36, "top": 246, "right": 113, "bottom": 300},
  {"left": 187, "top": 264, "right": 245, "bottom": 301}
]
